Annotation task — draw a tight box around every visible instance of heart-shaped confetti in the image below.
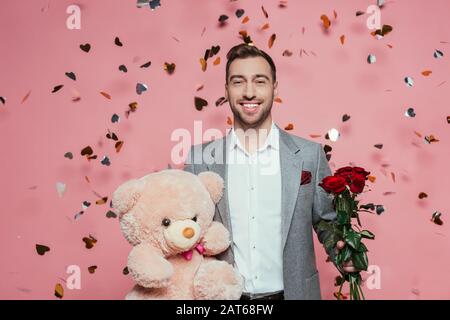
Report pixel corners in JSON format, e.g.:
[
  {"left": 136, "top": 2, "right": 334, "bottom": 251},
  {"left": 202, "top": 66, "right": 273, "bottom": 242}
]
[
  {"left": 106, "top": 210, "right": 117, "bottom": 218},
  {"left": 404, "top": 77, "right": 414, "bottom": 87},
  {"left": 56, "top": 182, "right": 66, "bottom": 198},
  {"left": 83, "top": 235, "right": 97, "bottom": 249},
  {"left": 163, "top": 62, "right": 176, "bottom": 74},
  {"left": 64, "top": 152, "right": 73, "bottom": 159},
  {"left": 114, "top": 37, "right": 123, "bottom": 47},
  {"left": 405, "top": 108, "right": 416, "bottom": 117},
  {"left": 82, "top": 201, "right": 91, "bottom": 210},
  {"left": 55, "top": 283, "right": 64, "bottom": 299},
  {"left": 136, "top": 83, "right": 148, "bottom": 95},
  {"left": 118, "top": 65, "right": 128, "bottom": 73},
  {"left": 52, "top": 85, "right": 64, "bottom": 93},
  {"left": 342, "top": 114, "right": 351, "bottom": 122},
  {"left": 81, "top": 146, "right": 94, "bottom": 156},
  {"left": 284, "top": 123, "right": 294, "bottom": 130},
  {"left": 433, "top": 49, "right": 444, "bottom": 59},
  {"left": 101, "top": 156, "right": 111, "bottom": 166},
  {"left": 236, "top": 9, "right": 245, "bottom": 18},
  {"left": 80, "top": 43, "right": 91, "bottom": 53},
  {"left": 140, "top": 61, "right": 151, "bottom": 68},
  {"left": 418, "top": 192, "right": 428, "bottom": 199},
  {"left": 367, "top": 54, "right": 377, "bottom": 64},
  {"left": 218, "top": 14, "right": 229, "bottom": 23},
  {"left": 88, "top": 266, "right": 98, "bottom": 274},
  {"left": 36, "top": 244, "right": 50, "bottom": 255},
  {"left": 65, "top": 72, "right": 76, "bottom": 81},
  {"left": 111, "top": 114, "right": 120, "bottom": 123},
  {"left": 149, "top": 0, "right": 161, "bottom": 10},
  {"left": 195, "top": 97, "right": 208, "bottom": 111},
  {"left": 431, "top": 211, "right": 443, "bottom": 225}
]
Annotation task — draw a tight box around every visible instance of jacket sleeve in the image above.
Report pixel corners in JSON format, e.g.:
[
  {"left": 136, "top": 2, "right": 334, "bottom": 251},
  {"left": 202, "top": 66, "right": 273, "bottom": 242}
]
[{"left": 312, "top": 143, "right": 338, "bottom": 262}]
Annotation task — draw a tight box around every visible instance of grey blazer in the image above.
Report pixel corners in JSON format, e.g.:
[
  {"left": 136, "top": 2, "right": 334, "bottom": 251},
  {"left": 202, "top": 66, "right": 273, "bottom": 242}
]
[{"left": 184, "top": 124, "right": 337, "bottom": 300}]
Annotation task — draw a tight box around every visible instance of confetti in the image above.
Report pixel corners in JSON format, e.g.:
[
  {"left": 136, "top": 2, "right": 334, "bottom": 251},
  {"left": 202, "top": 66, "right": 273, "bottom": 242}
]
[
  {"left": 115, "top": 141, "right": 124, "bottom": 153},
  {"left": 376, "top": 205, "right": 385, "bottom": 215},
  {"left": 405, "top": 107, "right": 416, "bottom": 118},
  {"left": 309, "top": 134, "right": 322, "bottom": 138},
  {"left": 100, "top": 91, "right": 111, "bottom": 100},
  {"left": 101, "top": 156, "right": 111, "bottom": 166},
  {"left": 356, "top": 10, "right": 365, "bottom": 16},
  {"left": 279, "top": 1, "right": 288, "bottom": 8},
  {"left": 368, "top": 176, "right": 376, "bottom": 183},
  {"left": 340, "top": 35, "right": 345, "bottom": 45},
  {"left": 374, "top": 144, "right": 383, "bottom": 149},
  {"left": 215, "top": 97, "right": 227, "bottom": 107},
  {"left": 242, "top": 16, "right": 250, "bottom": 24},
  {"left": 140, "top": 61, "right": 151, "bottom": 68},
  {"left": 433, "top": 49, "right": 444, "bottom": 59},
  {"left": 421, "top": 70, "right": 432, "bottom": 76},
  {"left": 64, "top": 152, "right": 73, "bottom": 159},
  {"left": 111, "top": 114, "right": 120, "bottom": 123},
  {"left": 136, "top": 83, "right": 148, "bottom": 95},
  {"left": 36, "top": 244, "right": 50, "bottom": 256},
  {"left": 261, "top": 23, "right": 270, "bottom": 31},
  {"left": 213, "top": 57, "right": 220, "bottom": 65},
  {"left": 81, "top": 146, "right": 94, "bottom": 157},
  {"left": 74, "top": 211, "right": 84, "bottom": 220},
  {"left": 404, "top": 77, "right": 414, "bottom": 87},
  {"left": 0, "top": 96, "right": 5, "bottom": 105},
  {"left": 106, "top": 130, "right": 118, "bottom": 141},
  {"left": 342, "top": 114, "right": 351, "bottom": 122},
  {"left": 447, "top": 116, "right": 450, "bottom": 124},
  {"left": 367, "top": 54, "right": 376, "bottom": 64},
  {"left": 320, "top": 14, "right": 331, "bottom": 29},
  {"left": 21, "top": 90, "right": 31, "bottom": 104},
  {"left": 424, "top": 135, "right": 439, "bottom": 144},
  {"left": 163, "top": 62, "right": 175, "bottom": 74},
  {"left": 239, "top": 30, "right": 253, "bottom": 45},
  {"left": 96, "top": 197, "right": 108, "bottom": 205},
  {"left": 55, "top": 283, "right": 64, "bottom": 299},
  {"left": 261, "top": 5, "right": 269, "bottom": 19},
  {"left": 268, "top": 34, "right": 276, "bottom": 48},
  {"left": 418, "top": 192, "right": 428, "bottom": 199},
  {"left": 106, "top": 210, "right": 117, "bottom": 218},
  {"left": 80, "top": 43, "right": 91, "bottom": 53},
  {"left": 88, "top": 266, "right": 98, "bottom": 274},
  {"left": 82, "top": 235, "right": 97, "bottom": 249},
  {"left": 56, "top": 182, "right": 66, "bottom": 198},
  {"left": 372, "top": 25, "right": 393, "bottom": 38},
  {"left": 199, "top": 58, "right": 207, "bottom": 72},
  {"left": 118, "top": 65, "right": 128, "bottom": 73},
  {"left": 282, "top": 50, "right": 293, "bottom": 57},
  {"left": 274, "top": 97, "right": 283, "bottom": 103},
  {"left": 235, "top": 9, "right": 245, "bottom": 18},
  {"left": 327, "top": 128, "right": 340, "bottom": 142},
  {"left": 218, "top": 14, "right": 229, "bottom": 24},
  {"left": 65, "top": 72, "right": 76, "bottom": 81},
  {"left": 149, "top": 0, "right": 161, "bottom": 10},
  {"left": 52, "top": 85, "right": 64, "bottom": 93},
  {"left": 195, "top": 97, "right": 208, "bottom": 111},
  {"left": 284, "top": 123, "right": 294, "bottom": 130},
  {"left": 431, "top": 211, "right": 443, "bottom": 225},
  {"left": 114, "top": 37, "right": 123, "bottom": 47},
  {"left": 82, "top": 201, "right": 91, "bottom": 210}
]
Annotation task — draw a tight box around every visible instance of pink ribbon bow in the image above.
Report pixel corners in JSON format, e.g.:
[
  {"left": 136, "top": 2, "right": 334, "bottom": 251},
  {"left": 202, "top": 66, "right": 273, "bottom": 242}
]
[{"left": 181, "top": 243, "right": 206, "bottom": 261}]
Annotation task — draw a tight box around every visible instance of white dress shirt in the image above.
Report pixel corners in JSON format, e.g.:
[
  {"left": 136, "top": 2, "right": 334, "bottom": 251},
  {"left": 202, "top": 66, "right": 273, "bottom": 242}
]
[{"left": 227, "top": 122, "right": 283, "bottom": 294}]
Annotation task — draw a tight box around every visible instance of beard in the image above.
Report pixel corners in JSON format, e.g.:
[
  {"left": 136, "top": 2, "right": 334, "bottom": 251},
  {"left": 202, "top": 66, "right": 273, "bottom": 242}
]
[{"left": 229, "top": 96, "right": 274, "bottom": 129}]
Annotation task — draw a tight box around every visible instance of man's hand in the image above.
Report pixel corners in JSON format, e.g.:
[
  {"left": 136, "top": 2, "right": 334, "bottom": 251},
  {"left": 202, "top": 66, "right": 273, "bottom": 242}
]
[{"left": 335, "top": 240, "right": 358, "bottom": 273}]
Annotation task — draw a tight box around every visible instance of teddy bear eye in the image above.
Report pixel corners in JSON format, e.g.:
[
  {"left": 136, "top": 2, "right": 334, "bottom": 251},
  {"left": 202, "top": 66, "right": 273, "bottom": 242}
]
[
  {"left": 162, "top": 218, "right": 171, "bottom": 227},
  {"left": 192, "top": 216, "right": 197, "bottom": 222}
]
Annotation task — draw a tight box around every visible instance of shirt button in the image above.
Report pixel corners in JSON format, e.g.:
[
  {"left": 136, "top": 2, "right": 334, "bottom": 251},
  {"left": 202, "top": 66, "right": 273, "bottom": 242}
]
[{"left": 252, "top": 216, "right": 255, "bottom": 219}]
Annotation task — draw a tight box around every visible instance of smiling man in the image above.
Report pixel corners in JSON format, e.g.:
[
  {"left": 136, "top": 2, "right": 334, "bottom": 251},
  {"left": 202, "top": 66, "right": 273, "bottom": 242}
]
[{"left": 184, "top": 43, "right": 356, "bottom": 300}]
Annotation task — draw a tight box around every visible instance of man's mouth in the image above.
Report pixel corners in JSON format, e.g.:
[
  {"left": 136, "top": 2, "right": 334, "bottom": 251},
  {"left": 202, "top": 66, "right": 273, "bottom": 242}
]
[{"left": 239, "top": 101, "right": 262, "bottom": 114}]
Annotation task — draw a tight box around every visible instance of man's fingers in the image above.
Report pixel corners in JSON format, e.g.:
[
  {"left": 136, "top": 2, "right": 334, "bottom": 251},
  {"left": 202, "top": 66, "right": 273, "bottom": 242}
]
[
  {"left": 343, "top": 266, "right": 357, "bottom": 273},
  {"left": 336, "top": 240, "right": 345, "bottom": 250}
]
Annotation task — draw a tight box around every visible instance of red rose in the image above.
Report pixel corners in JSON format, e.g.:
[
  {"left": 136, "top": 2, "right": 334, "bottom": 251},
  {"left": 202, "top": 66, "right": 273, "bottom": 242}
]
[
  {"left": 334, "top": 166, "right": 354, "bottom": 182},
  {"left": 319, "top": 176, "right": 347, "bottom": 194},
  {"left": 353, "top": 167, "right": 370, "bottom": 179},
  {"left": 349, "top": 173, "right": 366, "bottom": 194}
]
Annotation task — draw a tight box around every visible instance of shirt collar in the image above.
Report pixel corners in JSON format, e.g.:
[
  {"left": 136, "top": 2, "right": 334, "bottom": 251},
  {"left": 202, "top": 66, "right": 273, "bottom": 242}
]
[{"left": 229, "top": 121, "right": 279, "bottom": 153}]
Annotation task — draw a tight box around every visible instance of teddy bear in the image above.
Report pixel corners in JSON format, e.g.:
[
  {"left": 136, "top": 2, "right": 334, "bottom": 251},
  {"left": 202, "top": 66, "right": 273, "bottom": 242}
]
[{"left": 112, "top": 169, "right": 243, "bottom": 300}]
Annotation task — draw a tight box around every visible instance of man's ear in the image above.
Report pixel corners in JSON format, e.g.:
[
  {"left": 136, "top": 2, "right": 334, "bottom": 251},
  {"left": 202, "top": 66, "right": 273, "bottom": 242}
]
[
  {"left": 224, "top": 83, "right": 229, "bottom": 100},
  {"left": 273, "top": 80, "right": 279, "bottom": 97}
]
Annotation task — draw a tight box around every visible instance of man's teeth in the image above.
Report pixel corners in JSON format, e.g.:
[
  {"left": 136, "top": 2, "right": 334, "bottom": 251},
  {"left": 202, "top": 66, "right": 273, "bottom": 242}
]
[{"left": 242, "top": 103, "right": 259, "bottom": 108}]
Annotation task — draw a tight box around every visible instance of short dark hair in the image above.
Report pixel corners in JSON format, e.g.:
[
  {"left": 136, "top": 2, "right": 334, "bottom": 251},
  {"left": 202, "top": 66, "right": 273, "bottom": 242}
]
[{"left": 225, "top": 43, "right": 277, "bottom": 84}]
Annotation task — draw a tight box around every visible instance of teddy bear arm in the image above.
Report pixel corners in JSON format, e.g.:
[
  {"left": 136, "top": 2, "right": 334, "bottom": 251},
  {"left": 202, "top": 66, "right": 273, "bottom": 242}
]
[
  {"left": 202, "top": 221, "right": 231, "bottom": 256},
  {"left": 128, "top": 243, "right": 174, "bottom": 288}
]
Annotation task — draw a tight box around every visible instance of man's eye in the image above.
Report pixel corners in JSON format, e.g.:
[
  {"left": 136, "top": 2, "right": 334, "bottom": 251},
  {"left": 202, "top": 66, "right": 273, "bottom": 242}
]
[
  {"left": 162, "top": 218, "right": 171, "bottom": 227},
  {"left": 256, "top": 80, "right": 266, "bottom": 84}
]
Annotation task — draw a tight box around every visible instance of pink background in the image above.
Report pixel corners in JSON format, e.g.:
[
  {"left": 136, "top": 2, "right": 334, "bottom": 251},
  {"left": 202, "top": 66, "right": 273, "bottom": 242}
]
[{"left": 0, "top": 0, "right": 449, "bottom": 299}]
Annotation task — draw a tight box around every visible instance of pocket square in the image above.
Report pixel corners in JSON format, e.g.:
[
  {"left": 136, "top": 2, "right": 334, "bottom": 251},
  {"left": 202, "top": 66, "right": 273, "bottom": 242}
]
[{"left": 300, "top": 170, "right": 312, "bottom": 185}]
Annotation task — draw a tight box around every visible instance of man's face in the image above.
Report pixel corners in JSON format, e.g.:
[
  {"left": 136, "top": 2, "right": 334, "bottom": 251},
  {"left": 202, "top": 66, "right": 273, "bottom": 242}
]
[{"left": 225, "top": 56, "right": 278, "bottom": 129}]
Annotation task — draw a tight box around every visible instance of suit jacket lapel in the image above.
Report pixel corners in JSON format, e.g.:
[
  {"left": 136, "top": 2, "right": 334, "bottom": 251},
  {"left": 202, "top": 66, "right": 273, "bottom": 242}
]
[{"left": 278, "top": 126, "right": 303, "bottom": 250}]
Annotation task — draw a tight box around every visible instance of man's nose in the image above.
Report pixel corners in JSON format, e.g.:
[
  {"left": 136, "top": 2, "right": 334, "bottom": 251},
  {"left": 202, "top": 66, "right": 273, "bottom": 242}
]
[{"left": 244, "top": 83, "right": 256, "bottom": 99}]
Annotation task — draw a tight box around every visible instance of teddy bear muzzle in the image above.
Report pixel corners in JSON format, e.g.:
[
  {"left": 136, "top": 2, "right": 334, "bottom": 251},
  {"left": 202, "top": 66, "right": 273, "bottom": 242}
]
[{"left": 163, "top": 219, "right": 202, "bottom": 251}]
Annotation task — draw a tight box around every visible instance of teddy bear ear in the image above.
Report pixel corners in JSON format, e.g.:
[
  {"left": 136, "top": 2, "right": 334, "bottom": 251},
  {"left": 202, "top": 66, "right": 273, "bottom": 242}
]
[
  {"left": 111, "top": 177, "right": 147, "bottom": 216},
  {"left": 198, "top": 172, "right": 224, "bottom": 204}
]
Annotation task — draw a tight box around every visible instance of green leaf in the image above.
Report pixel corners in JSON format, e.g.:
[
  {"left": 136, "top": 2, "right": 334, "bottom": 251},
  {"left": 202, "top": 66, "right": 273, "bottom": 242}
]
[
  {"left": 352, "top": 251, "right": 368, "bottom": 271},
  {"left": 337, "top": 211, "right": 348, "bottom": 224},
  {"left": 342, "top": 246, "right": 352, "bottom": 262},
  {"left": 344, "top": 230, "right": 361, "bottom": 250},
  {"left": 360, "top": 230, "right": 375, "bottom": 240},
  {"left": 357, "top": 242, "right": 368, "bottom": 253}
]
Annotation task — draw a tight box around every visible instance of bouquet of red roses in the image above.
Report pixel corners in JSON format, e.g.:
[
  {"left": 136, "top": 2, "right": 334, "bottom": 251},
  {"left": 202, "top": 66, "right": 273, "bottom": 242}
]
[{"left": 318, "top": 166, "right": 381, "bottom": 300}]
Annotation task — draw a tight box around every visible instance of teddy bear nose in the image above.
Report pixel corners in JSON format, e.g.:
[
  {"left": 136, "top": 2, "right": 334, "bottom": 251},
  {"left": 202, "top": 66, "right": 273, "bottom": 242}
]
[{"left": 183, "top": 227, "right": 195, "bottom": 239}]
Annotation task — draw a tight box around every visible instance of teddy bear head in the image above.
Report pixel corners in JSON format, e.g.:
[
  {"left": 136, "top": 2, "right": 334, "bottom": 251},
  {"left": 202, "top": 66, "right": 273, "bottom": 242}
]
[{"left": 112, "top": 169, "right": 223, "bottom": 256}]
